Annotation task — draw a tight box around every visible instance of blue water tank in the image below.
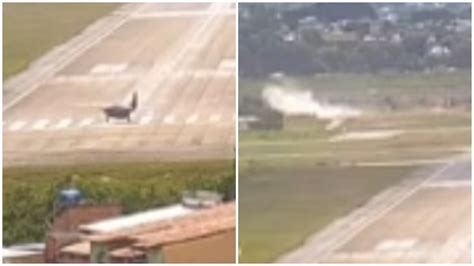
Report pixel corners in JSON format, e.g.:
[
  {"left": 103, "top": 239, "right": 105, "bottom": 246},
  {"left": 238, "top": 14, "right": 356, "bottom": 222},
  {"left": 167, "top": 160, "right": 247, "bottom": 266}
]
[{"left": 58, "top": 187, "right": 83, "bottom": 207}]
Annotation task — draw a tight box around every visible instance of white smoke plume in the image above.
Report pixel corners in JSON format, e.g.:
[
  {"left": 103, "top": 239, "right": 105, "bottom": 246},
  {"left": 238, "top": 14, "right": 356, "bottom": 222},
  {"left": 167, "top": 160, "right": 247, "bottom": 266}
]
[{"left": 262, "top": 85, "right": 361, "bottom": 119}]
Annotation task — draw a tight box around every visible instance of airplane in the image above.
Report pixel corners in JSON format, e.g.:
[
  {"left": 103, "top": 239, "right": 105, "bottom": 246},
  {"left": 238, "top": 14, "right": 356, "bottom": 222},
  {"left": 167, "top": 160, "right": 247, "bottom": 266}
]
[{"left": 103, "top": 92, "right": 137, "bottom": 123}]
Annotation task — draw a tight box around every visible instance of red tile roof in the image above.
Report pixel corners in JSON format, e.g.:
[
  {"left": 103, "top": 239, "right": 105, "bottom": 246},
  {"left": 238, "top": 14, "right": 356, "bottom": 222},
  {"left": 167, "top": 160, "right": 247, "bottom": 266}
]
[{"left": 133, "top": 203, "right": 235, "bottom": 248}]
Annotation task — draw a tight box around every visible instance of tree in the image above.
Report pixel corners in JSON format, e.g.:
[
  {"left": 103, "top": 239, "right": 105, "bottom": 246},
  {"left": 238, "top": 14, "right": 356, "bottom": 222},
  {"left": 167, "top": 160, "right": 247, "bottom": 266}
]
[
  {"left": 300, "top": 28, "right": 324, "bottom": 48},
  {"left": 410, "top": 9, "right": 455, "bottom": 23},
  {"left": 449, "top": 40, "right": 471, "bottom": 68},
  {"left": 402, "top": 32, "right": 429, "bottom": 57}
]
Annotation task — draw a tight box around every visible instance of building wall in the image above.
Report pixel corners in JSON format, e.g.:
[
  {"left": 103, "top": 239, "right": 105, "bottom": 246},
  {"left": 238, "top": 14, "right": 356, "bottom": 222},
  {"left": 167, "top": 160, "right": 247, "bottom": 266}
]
[
  {"left": 160, "top": 229, "right": 236, "bottom": 263},
  {"left": 46, "top": 203, "right": 122, "bottom": 262},
  {"left": 56, "top": 253, "right": 89, "bottom": 263}
]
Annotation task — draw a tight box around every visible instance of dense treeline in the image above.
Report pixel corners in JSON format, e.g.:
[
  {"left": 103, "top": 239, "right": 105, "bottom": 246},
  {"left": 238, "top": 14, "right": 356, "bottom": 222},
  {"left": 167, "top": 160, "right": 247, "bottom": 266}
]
[{"left": 239, "top": 3, "right": 471, "bottom": 78}]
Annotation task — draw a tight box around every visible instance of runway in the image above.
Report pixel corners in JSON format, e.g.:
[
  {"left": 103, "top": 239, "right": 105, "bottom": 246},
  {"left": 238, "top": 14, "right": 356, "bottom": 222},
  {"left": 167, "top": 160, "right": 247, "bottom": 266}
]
[
  {"left": 278, "top": 154, "right": 471, "bottom": 263},
  {"left": 3, "top": 3, "right": 236, "bottom": 166}
]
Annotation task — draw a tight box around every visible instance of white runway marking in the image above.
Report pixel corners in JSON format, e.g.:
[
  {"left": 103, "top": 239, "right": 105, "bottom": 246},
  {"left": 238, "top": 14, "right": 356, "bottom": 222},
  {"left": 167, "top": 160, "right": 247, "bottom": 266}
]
[
  {"left": 277, "top": 158, "right": 463, "bottom": 263},
  {"left": 54, "top": 118, "right": 73, "bottom": 129},
  {"left": 51, "top": 74, "right": 137, "bottom": 84},
  {"left": 185, "top": 114, "right": 198, "bottom": 124},
  {"left": 126, "top": 2, "right": 228, "bottom": 106},
  {"left": 218, "top": 58, "right": 236, "bottom": 69},
  {"left": 9, "top": 121, "right": 27, "bottom": 131},
  {"left": 375, "top": 239, "right": 418, "bottom": 251},
  {"left": 31, "top": 119, "right": 50, "bottom": 130},
  {"left": 163, "top": 114, "right": 175, "bottom": 124},
  {"left": 330, "top": 130, "right": 403, "bottom": 142},
  {"left": 139, "top": 113, "right": 154, "bottom": 125},
  {"left": 423, "top": 180, "right": 471, "bottom": 188},
  {"left": 78, "top": 118, "right": 94, "bottom": 128},
  {"left": 90, "top": 63, "right": 128, "bottom": 74},
  {"left": 209, "top": 114, "right": 221, "bottom": 123},
  {"left": 3, "top": 4, "right": 137, "bottom": 112},
  {"left": 127, "top": 9, "right": 235, "bottom": 19}
]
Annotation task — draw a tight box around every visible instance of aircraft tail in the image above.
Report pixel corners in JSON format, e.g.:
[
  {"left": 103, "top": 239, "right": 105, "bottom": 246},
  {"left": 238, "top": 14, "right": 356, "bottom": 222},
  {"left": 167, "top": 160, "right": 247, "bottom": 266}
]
[{"left": 130, "top": 92, "right": 138, "bottom": 111}]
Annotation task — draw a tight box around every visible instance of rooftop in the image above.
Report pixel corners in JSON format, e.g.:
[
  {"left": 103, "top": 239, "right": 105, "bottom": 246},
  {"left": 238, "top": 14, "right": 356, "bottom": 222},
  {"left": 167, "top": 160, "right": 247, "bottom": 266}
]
[
  {"left": 79, "top": 204, "right": 195, "bottom": 234},
  {"left": 3, "top": 243, "right": 45, "bottom": 258},
  {"left": 134, "top": 202, "right": 236, "bottom": 248},
  {"left": 60, "top": 202, "right": 236, "bottom": 260}
]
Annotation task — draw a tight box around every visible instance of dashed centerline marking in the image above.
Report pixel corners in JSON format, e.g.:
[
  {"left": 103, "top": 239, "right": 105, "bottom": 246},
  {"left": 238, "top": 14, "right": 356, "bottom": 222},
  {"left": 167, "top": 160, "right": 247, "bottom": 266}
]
[
  {"left": 139, "top": 113, "right": 154, "bottom": 125},
  {"left": 54, "top": 118, "right": 73, "bottom": 129},
  {"left": 423, "top": 180, "right": 471, "bottom": 188},
  {"left": 374, "top": 238, "right": 418, "bottom": 252},
  {"left": 9, "top": 121, "right": 27, "bottom": 131},
  {"left": 185, "top": 114, "right": 198, "bottom": 124},
  {"left": 31, "top": 119, "right": 50, "bottom": 130},
  {"left": 163, "top": 114, "right": 175, "bottom": 124},
  {"left": 78, "top": 118, "right": 94, "bottom": 128}
]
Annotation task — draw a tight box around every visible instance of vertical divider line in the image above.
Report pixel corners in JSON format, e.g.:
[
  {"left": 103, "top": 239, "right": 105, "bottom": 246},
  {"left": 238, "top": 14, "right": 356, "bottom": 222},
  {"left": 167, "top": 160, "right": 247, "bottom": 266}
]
[{"left": 234, "top": 1, "right": 240, "bottom": 263}]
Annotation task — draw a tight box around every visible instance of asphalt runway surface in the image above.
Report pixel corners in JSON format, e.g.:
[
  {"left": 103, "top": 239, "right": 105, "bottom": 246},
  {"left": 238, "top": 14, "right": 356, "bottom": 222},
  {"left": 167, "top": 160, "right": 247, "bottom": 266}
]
[
  {"left": 4, "top": 3, "right": 236, "bottom": 166},
  {"left": 278, "top": 154, "right": 471, "bottom": 263}
]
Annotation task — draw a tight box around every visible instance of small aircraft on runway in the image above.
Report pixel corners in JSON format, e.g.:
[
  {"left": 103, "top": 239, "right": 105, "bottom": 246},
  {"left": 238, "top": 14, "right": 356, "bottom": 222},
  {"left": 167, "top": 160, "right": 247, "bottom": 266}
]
[{"left": 103, "top": 92, "right": 138, "bottom": 123}]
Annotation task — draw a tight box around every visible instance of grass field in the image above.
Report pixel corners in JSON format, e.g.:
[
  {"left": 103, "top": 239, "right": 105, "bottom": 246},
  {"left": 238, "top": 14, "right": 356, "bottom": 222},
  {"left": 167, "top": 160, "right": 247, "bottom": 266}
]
[
  {"left": 4, "top": 160, "right": 234, "bottom": 245},
  {"left": 3, "top": 3, "right": 119, "bottom": 79},
  {"left": 239, "top": 164, "right": 415, "bottom": 262},
  {"left": 240, "top": 111, "right": 470, "bottom": 167},
  {"left": 239, "top": 111, "right": 470, "bottom": 262},
  {"left": 238, "top": 71, "right": 471, "bottom": 262}
]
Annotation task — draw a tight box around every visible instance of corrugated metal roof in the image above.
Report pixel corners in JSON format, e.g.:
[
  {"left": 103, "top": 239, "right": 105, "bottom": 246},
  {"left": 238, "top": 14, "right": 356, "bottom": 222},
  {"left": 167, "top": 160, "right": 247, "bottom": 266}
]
[
  {"left": 79, "top": 204, "right": 195, "bottom": 234},
  {"left": 60, "top": 202, "right": 236, "bottom": 259},
  {"left": 3, "top": 249, "right": 43, "bottom": 258},
  {"left": 3, "top": 243, "right": 45, "bottom": 258}
]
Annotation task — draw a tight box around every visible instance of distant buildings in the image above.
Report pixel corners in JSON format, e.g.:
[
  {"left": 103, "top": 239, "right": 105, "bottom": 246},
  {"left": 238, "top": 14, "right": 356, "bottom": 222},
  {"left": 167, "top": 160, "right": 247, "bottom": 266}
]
[{"left": 428, "top": 45, "right": 451, "bottom": 57}]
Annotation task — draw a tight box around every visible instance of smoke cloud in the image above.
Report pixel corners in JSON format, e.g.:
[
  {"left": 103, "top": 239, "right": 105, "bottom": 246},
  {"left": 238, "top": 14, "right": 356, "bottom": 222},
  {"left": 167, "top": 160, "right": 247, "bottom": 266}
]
[{"left": 262, "top": 85, "right": 361, "bottom": 119}]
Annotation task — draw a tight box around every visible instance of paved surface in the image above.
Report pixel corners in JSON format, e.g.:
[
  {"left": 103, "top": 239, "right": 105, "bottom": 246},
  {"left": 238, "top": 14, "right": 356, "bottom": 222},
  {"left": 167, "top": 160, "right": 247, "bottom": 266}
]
[
  {"left": 3, "top": 3, "right": 236, "bottom": 166},
  {"left": 278, "top": 154, "right": 471, "bottom": 263}
]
